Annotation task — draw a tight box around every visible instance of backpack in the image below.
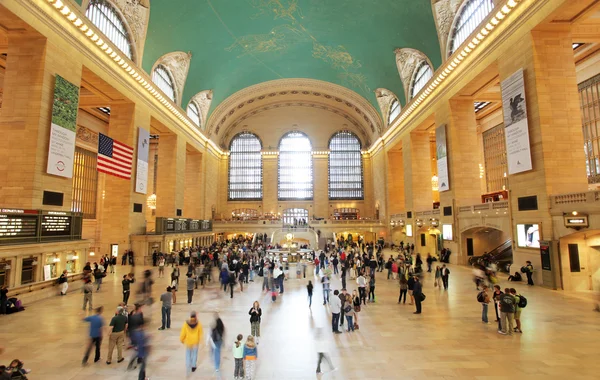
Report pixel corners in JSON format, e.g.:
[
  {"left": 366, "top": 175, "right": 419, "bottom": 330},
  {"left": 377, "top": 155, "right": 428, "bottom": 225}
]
[
  {"left": 477, "top": 291, "right": 485, "bottom": 303},
  {"left": 520, "top": 266, "right": 528, "bottom": 273},
  {"left": 344, "top": 304, "right": 352, "bottom": 314},
  {"left": 517, "top": 294, "right": 527, "bottom": 308}
]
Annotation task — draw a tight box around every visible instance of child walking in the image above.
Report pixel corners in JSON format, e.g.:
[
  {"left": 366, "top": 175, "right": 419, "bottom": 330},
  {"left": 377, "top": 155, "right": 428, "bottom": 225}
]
[
  {"left": 233, "top": 334, "right": 244, "bottom": 380},
  {"left": 243, "top": 335, "right": 258, "bottom": 379}
]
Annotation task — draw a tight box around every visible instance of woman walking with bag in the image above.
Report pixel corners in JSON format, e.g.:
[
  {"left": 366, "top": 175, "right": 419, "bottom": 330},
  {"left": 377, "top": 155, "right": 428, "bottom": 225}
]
[{"left": 249, "top": 301, "right": 262, "bottom": 344}]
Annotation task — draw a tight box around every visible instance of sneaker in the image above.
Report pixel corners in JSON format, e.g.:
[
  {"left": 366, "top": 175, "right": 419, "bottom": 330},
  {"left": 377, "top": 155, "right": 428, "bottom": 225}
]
[
  {"left": 192, "top": 367, "right": 197, "bottom": 372},
  {"left": 498, "top": 331, "right": 507, "bottom": 335},
  {"left": 106, "top": 361, "right": 111, "bottom": 365},
  {"left": 158, "top": 327, "right": 165, "bottom": 331}
]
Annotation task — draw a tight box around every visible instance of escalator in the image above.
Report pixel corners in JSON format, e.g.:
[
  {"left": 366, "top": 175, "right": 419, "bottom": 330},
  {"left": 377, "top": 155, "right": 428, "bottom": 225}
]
[{"left": 468, "top": 240, "right": 513, "bottom": 272}]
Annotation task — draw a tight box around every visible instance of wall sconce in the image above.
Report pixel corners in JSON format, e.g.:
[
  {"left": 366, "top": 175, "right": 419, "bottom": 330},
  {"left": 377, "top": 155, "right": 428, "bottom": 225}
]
[
  {"left": 147, "top": 194, "right": 157, "bottom": 210},
  {"left": 416, "top": 219, "right": 424, "bottom": 227},
  {"left": 89, "top": 252, "right": 95, "bottom": 256},
  {"left": 431, "top": 175, "right": 439, "bottom": 192}
]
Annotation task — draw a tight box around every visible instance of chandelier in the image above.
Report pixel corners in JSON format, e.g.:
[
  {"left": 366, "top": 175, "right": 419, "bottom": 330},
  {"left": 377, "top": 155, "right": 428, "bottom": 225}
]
[
  {"left": 431, "top": 175, "right": 439, "bottom": 192},
  {"left": 147, "top": 194, "right": 157, "bottom": 210}
]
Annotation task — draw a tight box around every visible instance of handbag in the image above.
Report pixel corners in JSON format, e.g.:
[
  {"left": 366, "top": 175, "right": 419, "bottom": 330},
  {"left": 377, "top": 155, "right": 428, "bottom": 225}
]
[
  {"left": 354, "top": 304, "right": 361, "bottom": 312},
  {"left": 420, "top": 293, "right": 426, "bottom": 302}
]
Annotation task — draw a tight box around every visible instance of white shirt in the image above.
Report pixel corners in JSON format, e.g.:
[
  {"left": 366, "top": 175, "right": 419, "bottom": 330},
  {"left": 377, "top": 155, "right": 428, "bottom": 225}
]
[
  {"left": 356, "top": 276, "right": 366, "bottom": 287},
  {"left": 330, "top": 295, "right": 341, "bottom": 313}
]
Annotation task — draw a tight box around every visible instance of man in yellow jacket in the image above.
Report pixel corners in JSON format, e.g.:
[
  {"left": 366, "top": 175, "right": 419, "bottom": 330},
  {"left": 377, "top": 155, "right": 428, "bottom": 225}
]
[{"left": 180, "top": 311, "right": 203, "bottom": 374}]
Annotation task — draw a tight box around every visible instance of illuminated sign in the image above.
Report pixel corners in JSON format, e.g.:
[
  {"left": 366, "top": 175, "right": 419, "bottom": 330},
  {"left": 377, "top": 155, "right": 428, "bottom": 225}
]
[{"left": 564, "top": 215, "right": 588, "bottom": 228}]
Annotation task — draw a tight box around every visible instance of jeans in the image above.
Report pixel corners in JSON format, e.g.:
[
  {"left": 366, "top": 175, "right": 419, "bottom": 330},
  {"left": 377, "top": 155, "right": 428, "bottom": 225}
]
[
  {"left": 345, "top": 315, "right": 354, "bottom": 331},
  {"left": 358, "top": 287, "right": 366, "bottom": 305},
  {"left": 399, "top": 289, "right": 407, "bottom": 303},
  {"left": 526, "top": 272, "right": 534, "bottom": 285},
  {"left": 323, "top": 289, "right": 330, "bottom": 304},
  {"left": 415, "top": 296, "right": 422, "bottom": 313},
  {"left": 387, "top": 269, "right": 392, "bottom": 279},
  {"left": 308, "top": 293, "right": 312, "bottom": 307},
  {"left": 161, "top": 306, "right": 171, "bottom": 329},
  {"left": 187, "top": 289, "right": 193, "bottom": 303},
  {"left": 279, "top": 277, "right": 284, "bottom": 293},
  {"left": 333, "top": 265, "right": 339, "bottom": 274},
  {"left": 123, "top": 290, "right": 130, "bottom": 305},
  {"left": 442, "top": 276, "right": 449, "bottom": 290},
  {"left": 186, "top": 346, "right": 198, "bottom": 373},
  {"left": 213, "top": 340, "right": 222, "bottom": 370},
  {"left": 369, "top": 286, "right": 375, "bottom": 301},
  {"left": 332, "top": 313, "right": 340, "bottom": 332},
  {"left": 482, "top": 303, "right": 488, "bottom": 323},
  {"left": 83, "top": 337, "right": 102, "bottom": 363},
  {"left": 341, "top": 276, "right": 346, "bottom": 290}
]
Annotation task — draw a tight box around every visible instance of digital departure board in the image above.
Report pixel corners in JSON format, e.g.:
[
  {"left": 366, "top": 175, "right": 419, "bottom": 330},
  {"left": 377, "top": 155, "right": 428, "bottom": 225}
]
[
  {"left": 156, "top": 217, "right": 212, "bottom": 234},
  {"left": 41, "top": 212, "right": 72, "bottom": 236},
  {"left": 0, "top": 209, "right": 39, "bottom": 239},
  {"left": 0, "top": 208, "right": 82, "bottom": 245}
]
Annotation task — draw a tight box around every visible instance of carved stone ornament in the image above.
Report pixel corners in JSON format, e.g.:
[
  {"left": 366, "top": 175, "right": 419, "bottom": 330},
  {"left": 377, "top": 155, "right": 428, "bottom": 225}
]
[
  {"left": 375, "top": 88, "right": 398, "bottom": 129},
  {"left": 76, "top": 125, "right": 99, "bottom": 146},
  {"left": 188, "top": 90, "right": 213, "bottom": 131},
  {"left": 114, "top": 0, "right": 150, "bottom": 58},
  {"left": 394, "top": 48, "right": 432, "bottom": 101},
  {"left": 432, "top": 0, "right": 462, "bottom": 59},
  {"left": 153, "top": 51, "right": 192, "bottom": 107}
]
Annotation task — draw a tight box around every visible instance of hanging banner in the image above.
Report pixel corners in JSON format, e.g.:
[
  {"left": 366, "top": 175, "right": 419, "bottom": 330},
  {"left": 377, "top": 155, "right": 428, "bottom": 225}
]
[
  {"left": 135, "top": 128, "right": 150, "bottom": 194},
  {"left": 47, "top": 75, "right": 79, "bottom": 178},
  {"left": 501, "top": 69, "right": 532, "bottom": 174},
  {"left": 436, "top": 124, "right": 450, "bottom": 192}
]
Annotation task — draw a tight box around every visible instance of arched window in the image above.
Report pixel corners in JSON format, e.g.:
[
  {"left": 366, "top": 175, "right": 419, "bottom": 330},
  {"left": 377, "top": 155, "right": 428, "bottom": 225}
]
[
  {"left": 388, "top": 98, "right": 401, "bottom": 125},
  {"left": 86, "top": 0, "right": 134, "bottom": 60},
  {"left": 187, "top": 101, "right": 201, "bottom": 127},
  {"left": 329, "top": 131, "right": 363, "bottom": 200},
  {"left": 448, "top": 0, "right": 495, "bottom": 56},
  {"left": 152, "top": 64, "right": 176, "bottom": 102},
  {"left": 410, "top": 61, "right": 433, "bottom": 99},
  {"left": 228, "top": 132, "right": 262, "bottom": 200},
  {"left": 278, "top": 131, "right": 313, "bottom": 200}
]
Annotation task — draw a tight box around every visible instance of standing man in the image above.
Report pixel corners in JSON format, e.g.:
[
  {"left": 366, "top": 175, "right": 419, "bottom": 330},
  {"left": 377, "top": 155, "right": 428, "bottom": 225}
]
[
  {"left": 186, "top": 273, "right": 195, "bottom": 304},
  {"left": 478, "top": 285, "right": 491, "bottom": 324},
  {"left": 356, "top": 273, "right": 367, "bottom": 305},
  {"left": 330, "top": 290, "right": 342, "bottom": 334},
  {"left": 158, "top": 286, "right": 172, "bottom": 330},
  {"left": 412, "top": 276, "right": 423, "bottom": 314},
  {"left": 341, "top": 263, "right": 347, "bottom": 290},
  {"left": 498, "top": 287, "right": 516, "bottom": 335},
  {"left": 441, "top": 265, "right": 450, "bottom": 290},
  {"left": 121, "top": 273, "right": 135, "bottom": 305},
  {"left": 525, "top": 261, "right": 534, "bottom": 286},
  {"left": 106, "top": 306, "right": 127, "bottom": 364},
  {"left": 492, "top": 285, "right": 504, "bottom": 332},
  {"left": 82, "top": 277, "right": 93, "bottom": 312},
  {"left": 82, "top": 306, "right": 104, "bottom": 365},
  {"left": 338, "top": 289, "right": 347, "bottom": 328},
  {"left": 180, "top": 311, "right": 203, "bottom": 374},
  {"left": 58, "top": 270, "right": 69, "bottom": 296}
]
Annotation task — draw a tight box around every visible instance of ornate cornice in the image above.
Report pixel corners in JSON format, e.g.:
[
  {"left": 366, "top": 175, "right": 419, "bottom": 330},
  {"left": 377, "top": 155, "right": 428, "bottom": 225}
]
[
  {"left": 206, "top": 79, "right": 383, "bottom": 141},
  {"left": 394, "top": 48, "right": 433, "bottom": 101},
  {"left": 375, "top": 88, "right": 399, "bottom": 130},
  {"left": 152, "top": 51, "right": 192, "bottom": 107}
]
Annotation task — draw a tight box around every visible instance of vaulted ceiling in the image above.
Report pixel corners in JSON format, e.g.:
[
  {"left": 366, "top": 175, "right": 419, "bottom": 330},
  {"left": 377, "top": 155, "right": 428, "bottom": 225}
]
[{"left": 141, "top": 0, "right": 442, "bottom": 114}]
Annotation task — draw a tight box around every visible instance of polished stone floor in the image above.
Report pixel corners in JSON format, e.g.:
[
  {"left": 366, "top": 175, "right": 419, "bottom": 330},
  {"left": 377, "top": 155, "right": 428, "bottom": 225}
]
[{"left": 1, "top": 250, "right": 600, "bottom": 379}]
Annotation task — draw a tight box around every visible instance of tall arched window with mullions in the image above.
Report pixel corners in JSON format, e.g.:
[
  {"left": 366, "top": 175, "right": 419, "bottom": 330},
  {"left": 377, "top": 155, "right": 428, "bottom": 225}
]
[
  {"left": 86, "top": 0, "right": 134, "bottom": 61},
  {"left": 152, "top": 64, "right": 176, "bottom": 102},
  {"left": 448, "top": 0, "right": 495, "bottom": 57},
  {"left": 329, "top": 131, "right": 363, "bottom": 200},
  {"left": 278, "top": 131, "right": 313, "bottom": 200},
  {"left": 228, "top": 132, "right": 263, "bottom": 200},
  {"left": 410, "top": 61, "right": 433, "bottom": 100}
]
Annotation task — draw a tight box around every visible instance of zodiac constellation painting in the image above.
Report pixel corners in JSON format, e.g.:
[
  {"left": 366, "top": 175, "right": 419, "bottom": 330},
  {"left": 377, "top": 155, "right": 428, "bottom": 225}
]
[
  {"left": 226, "top": 24, "right": 307, "bottom": 57},
  {"left": 249, "top": 0, "right": 304, "bottom": 20}
]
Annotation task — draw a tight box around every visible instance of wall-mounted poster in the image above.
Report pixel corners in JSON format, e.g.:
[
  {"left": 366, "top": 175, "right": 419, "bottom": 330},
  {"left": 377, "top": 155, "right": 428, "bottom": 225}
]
[
  {"left": 501, "top": 69, "right": 532, "bottom": 174},
  {"left": 135, "top": 128, "right": 150, "bottom": 194},
  {"left": 47, "top": 75, "right": 79, "bottom": 178},
  {"left": 436, "top": 124, "right": 450, "bottom": 192}
]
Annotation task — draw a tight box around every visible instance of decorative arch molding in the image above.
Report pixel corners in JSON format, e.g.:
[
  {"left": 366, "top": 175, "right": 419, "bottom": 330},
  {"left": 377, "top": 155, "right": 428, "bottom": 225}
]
[
  {"left": 394, "top": 48, "right": 434, "bottom": 102},
  {"left": 206, "top": 79, "right": 383, "bottom": 141},
  {"left": 375, "top": 88, "right": 399, "bottom": 130},
  {"left": 431, "top": 0, "right": 463, "bottom": 61},
  {"left": 151, "top": 51, "right": 192, "bottom": 107},
  {"left": 82, "top": 0, "right": 150, "bottom": 65},
  {"left": 188, "top": 90, "right": 213, "bottom": 131}
]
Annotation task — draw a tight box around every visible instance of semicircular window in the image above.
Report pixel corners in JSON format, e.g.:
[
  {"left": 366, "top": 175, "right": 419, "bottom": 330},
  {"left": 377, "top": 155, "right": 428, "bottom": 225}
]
[
  {"left": 449, "top": 0, "right": 495, "bottom": 56},
  {"left": 86, "top": 0, "right": 134, "bottom": 60}
]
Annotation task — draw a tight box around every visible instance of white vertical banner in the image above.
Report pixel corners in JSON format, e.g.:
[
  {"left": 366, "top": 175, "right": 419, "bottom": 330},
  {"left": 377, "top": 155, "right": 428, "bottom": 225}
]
[
  {"left": 501, "top": 69, "right": 532, "bottom": 174},
  {"left": 47, "top": 75, "right": 79, "bottom": 178},
  {"left": 135, "top": 127, "right": 150, "bottom": 194},
  {"left": 436, "top": 124, "right": 450, "bottom": 192}
]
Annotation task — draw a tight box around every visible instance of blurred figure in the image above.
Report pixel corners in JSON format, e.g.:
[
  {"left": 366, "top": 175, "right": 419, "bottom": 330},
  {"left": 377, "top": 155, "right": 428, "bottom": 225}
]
[
  {"left": 307, "top": 280, "right": 313, "bottom": 308},
  {"left": 208, "top": 313, "right": 225, "bottom": 374},
  {"left": 314, "top": 327, "right": 334, "bottom": 374},
  {"left": 441, "top": 265, "right": 450, "bottom": 290},
  {"left": 180, "top": 311, "right": 203, "bottom": 374},
  {"left": 82, "top": 306, "right": 104, "bottom": 365},
  {"left": 58, "top": 270, "right": 68, "bottom": 296},
  {"left": 82, "top": 277, "right": 93, "bottom": 312},
  {"left": 122, "top": 273, "right": 135, "bottom": 305},
  {"left": 508, "top": 271, "right": 522, "bottom": 282}
]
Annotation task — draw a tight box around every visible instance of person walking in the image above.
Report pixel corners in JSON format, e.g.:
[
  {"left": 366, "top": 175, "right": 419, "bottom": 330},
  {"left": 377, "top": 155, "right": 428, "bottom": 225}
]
[
  {"left": 209, "top": 314, "right": 225, "bottom": 374},
  {"left": 407, "top": 275, "right": 415, "bottom": 305},
  {"left": 233, "top": 334, "right": 245, "bottom": 380},
  {"left": 356, "top": 273, "right": 367, "bottom": 305},
  {"left": 322, "top": 274, "right": 330, "bottom": 305},
  {"left": 343, "top": 294, "right": 355, "bottom": 332},
  {"left": 180, "top": 311, "right": 203, "bottom": 374},
  {"left": 315, "top": 327, "right": 334, "bottom": 374},
  {"left": 82, "top": 306, "right": 104, "bottom": 365},
  {"left": 338, "top": 289, "right": 347, "bottom": 328},
  {"left": 368, "top": 275, "right": 376, "bottom": 303},
  {"left": 498, "top": 288, "right": 516, "bottom": 335},
  {"left": 122, "top": 273, "right": 135, "bottom": 305},
  {"left": 186, "top": 273, "right": 195, "bottom": 304},
  {"left": 340, "top": 263, "right": 347, "bottom": 290},
  {"left": 307, "top": 280, "right": 313, "bottom": 308},
  {"left": 158, "top": 257, "right": 165, "bottom": 278},
  {"left": 243, "top": 335, "right": 258, "bottom": 379},
  {"left": 249, "top": 301, "right": 262, "bottom": 344},
  {"left": 412, "top": 276, "right": 423, "bottom": 314},
  {"left": 82, "top": 277, "right": 93, "bottom": 312},
  {"left": 525, "top": 261, "right": 534, "bottom": 286},
  {"left": 434, "top": 266, "right": 442, "bottom": 288},
  {"left": 330, "top": 290, "right": 342, "bottom": 334},
  {"left": 441, "top": 265, "right": 450, "bottom": 290},
  {"left": 58, "top": 270, "right": 69, "bottom": 296},
  {"left": 158, "top": 286, "right": 172, "bottom": 331},
  {"left": 478, "top": 285, "right": 491, "bottom": 324},
  {"left": 398, "top": 276, "right": 408, "bottom": 304},
  {"left": 106, "top": 306, "right": 127, "bottom": 365}
]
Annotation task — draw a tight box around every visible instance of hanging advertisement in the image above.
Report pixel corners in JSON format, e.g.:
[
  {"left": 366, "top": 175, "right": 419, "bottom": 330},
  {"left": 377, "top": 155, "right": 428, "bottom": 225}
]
[
  {"left": 47, "top": 75, "right": 79, "bottom": 178},
  {"left": 436, "top": 124, "right": 450, "bottom": 192},
  {"left": 501, "top": 69, "right": 532, "bottom": 174},
  {"left": 135, "top": 127, "right": 150, "bottom": 194}
]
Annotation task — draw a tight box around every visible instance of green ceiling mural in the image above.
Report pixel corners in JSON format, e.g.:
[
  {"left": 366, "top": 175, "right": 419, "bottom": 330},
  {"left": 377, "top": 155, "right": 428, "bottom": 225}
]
[{"left": 132, "top": 1, "right": 441, "bottom": 115}]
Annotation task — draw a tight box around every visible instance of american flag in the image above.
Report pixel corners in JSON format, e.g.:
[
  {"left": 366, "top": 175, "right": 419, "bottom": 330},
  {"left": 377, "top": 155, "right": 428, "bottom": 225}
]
[{"left": 97, "top": 133, "right": 134, "bottom": 180}]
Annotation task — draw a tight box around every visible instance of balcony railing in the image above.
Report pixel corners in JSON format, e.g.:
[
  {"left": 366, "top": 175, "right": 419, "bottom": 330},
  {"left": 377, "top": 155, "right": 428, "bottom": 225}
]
[
  {"left": 550, "top": 190, "right": 600, "bottom": 209},
  {"left": 457, "top": 201, "right": 509, "bottom": 214}
]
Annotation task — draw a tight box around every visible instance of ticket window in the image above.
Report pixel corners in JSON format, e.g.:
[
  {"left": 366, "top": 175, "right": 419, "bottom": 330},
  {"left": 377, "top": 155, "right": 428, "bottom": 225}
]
[
  {"left": 66, "top": 252, "right": 80, "bottom": 274},
  {"left": 21, "top": 257, "right": 36, "bottom": 285},
  {"left": 44, "top": 254, "right": 59, "bottom": 280},
  {"left": 0, "top": 261, "right": 10, "bottom": 287}
]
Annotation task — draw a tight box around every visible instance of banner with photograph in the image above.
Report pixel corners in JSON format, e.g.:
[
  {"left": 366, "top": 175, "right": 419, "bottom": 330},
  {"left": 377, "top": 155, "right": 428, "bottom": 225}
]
[
  {"left": 135, "top": 127, "right": 150, "bottom": 194},
  {"left": 501, "top": 69, "right": 532, "bottom": 174},
  {"left": 47, "top": 75, "right": 79, "bottom": 178},
  {"left": 436, "top": 124, "right": 450, "bottom": 192}
]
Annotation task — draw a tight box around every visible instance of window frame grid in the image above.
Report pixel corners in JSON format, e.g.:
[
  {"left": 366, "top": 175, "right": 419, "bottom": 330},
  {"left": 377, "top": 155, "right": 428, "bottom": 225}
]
[
  {"left": 448, "top": 0, "right": 495, "bottom": 57},
  {"left": 86, "top": 0, "right": 134, "bottom": 61},
  {"left": 278, "top": 131, "right": 313, "bottom": 201},
  {"left": 187, "top": 101, "right": 201, "bottom": 127},
  {"left": 228, "top": 132, "right": 263, "bottom": 201},
  {"left": 579, "top": 74, "right": 600, "bottom": 184},
  {"left": 388, "top": 98, "right": 401, "bottom": 125},
  {"left": 71, "top": 147, "right": 99, "bottom": 219},
  {"left": 482, "top": 124, "right": 508, "bottom": 192},
  {"left": 152, "top": 64, "right": 176, "bottom": 102},
  {"left": 282, "top": 208, "right": 309, "bottom": 226},
  {"left": 328, "top": 131, "right": 364, "bottom": 200},
  {"left": 410, "top": 61, "right": 433, "bottom": 100}
]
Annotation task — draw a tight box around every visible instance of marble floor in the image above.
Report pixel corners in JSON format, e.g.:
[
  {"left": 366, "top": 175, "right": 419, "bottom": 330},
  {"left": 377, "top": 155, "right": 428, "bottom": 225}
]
[{"left": 1, "top": 251, "right": 600, "bottom": 379}]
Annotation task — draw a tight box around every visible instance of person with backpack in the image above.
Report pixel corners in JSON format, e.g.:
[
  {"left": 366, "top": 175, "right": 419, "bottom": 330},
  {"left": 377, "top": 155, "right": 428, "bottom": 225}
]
[
  {"left": 525, "top": 261, "right": 534, "bottom": 286},
  {"left": 492, "top": 285, "right": 504, "bottom": 332},
  {"left": 510, "top": 288, "right": 525, "bottom": 333},
  {"left": 498, "top": 288, "right": 516, "bottom": 335},
  {"left": 477, "top": 285, "right": 491, "bottom": 324}
]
